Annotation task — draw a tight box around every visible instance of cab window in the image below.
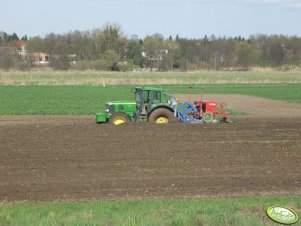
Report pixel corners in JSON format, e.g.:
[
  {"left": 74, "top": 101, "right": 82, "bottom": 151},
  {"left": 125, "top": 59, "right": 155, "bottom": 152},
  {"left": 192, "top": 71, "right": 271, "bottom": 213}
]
[{"left": 149, "top": 91, "right": 161, "bottom": 102}]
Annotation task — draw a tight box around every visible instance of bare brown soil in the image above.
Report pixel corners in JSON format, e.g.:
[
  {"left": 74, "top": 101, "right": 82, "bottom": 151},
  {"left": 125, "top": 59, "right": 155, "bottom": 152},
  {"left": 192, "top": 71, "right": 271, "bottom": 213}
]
[{"left": 0, "top": 95, "right": 301, "bottom": 203}]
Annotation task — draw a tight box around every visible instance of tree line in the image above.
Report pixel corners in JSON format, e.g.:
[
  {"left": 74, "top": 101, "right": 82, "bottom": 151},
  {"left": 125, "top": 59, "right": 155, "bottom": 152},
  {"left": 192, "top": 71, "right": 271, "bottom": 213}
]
[{"left": 1, "top": 24, "right": 301, "bottom": 71}]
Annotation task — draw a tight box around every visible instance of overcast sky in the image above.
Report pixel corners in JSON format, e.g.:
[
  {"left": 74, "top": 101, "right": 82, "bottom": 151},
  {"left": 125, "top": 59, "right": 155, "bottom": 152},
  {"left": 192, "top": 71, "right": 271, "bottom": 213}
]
[{"left": 1, "top": 0, "right": 301, "bottom": 39}]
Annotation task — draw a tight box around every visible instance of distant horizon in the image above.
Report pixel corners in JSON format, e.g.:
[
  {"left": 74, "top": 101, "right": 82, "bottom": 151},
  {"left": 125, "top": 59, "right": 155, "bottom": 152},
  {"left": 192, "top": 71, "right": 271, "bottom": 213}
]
[
  {"left": 2, "top": 28, "right": 301, "bottom": 41},
  {"left": 2, "top": 0, "right": 301, "bottom": 39}
]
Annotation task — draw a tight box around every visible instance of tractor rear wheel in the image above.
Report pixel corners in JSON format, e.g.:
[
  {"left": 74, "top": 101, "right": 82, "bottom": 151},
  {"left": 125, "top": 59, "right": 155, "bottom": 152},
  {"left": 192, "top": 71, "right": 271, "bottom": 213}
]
[
  {"left": 109, "top": 113, "right": 131, "bottom": 125},
  {"left": 148, "top": 108, "right": 174, "bottom": 124}
]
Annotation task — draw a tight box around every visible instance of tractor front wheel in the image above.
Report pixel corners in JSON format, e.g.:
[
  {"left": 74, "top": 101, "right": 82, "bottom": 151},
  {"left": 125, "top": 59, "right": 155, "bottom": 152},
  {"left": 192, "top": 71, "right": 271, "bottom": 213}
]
[
  {"left": 148, "top": 108, "right": 174, "bottom": 124},
  {"left": 109, "top": 113, "right": 131, "bottom": 125}
]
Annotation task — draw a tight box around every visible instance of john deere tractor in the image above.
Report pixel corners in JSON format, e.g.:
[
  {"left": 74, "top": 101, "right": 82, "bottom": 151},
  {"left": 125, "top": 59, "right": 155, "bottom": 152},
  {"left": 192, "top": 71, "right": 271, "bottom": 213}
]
[{"left": 96, "top": 86, "right": 176, "bottom": 125}]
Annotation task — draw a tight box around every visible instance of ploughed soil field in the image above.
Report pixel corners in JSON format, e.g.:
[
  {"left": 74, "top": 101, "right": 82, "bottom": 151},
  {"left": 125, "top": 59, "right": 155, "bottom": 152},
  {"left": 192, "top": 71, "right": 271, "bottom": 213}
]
[{"left": 1, "top": 95, "right": 301, "bottom": 203}]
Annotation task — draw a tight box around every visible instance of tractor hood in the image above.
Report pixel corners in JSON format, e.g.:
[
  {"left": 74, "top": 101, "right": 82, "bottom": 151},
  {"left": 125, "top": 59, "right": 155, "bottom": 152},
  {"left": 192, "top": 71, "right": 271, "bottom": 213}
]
[
  {"left": 106, "top": 101, "right": 136, "bottom": 105},
  {"left": 105, "top": 101, "right": 137, "bottom": 118}
]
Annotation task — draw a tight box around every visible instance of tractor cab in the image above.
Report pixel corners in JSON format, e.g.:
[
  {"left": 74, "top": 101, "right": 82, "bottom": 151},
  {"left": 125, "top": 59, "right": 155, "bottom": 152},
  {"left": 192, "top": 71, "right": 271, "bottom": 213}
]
[
  {"left": 133, "top": 86, "right": 176, "bottom": 123},
  {"left": 134, "top": 87, "right": 163, "bottom": 105},
  {"left": 134, "top": 86, "right": 165, "bottom": 120}
]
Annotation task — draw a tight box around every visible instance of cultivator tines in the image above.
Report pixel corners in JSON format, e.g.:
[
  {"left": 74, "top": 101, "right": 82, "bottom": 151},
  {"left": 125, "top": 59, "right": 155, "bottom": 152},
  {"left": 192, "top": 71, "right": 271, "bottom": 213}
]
[
  {"left": 214, "top": 103, "right": 232, "bottom": 122},
  {"left": 215, "top": 103, "right": 228, "bottom": 114}
]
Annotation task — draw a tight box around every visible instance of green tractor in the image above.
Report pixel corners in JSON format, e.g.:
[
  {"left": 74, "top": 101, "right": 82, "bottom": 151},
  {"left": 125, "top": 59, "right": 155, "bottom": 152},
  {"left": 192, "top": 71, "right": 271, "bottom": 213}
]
[{"left": 96, "top": 86, "right": 176, "bottom": 125}]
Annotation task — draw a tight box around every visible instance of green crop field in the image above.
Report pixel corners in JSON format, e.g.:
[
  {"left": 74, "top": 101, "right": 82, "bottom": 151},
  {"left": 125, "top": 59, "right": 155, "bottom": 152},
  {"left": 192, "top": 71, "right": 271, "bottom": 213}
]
[
  {"left": 0, "top": 84, "right": 300, "bottom": 115},
  {"left": 0, "top": 196, "right": 300, "bottom": 226},
  {"left": 1, "top": 70, "right": 301, "bottom": 85}
]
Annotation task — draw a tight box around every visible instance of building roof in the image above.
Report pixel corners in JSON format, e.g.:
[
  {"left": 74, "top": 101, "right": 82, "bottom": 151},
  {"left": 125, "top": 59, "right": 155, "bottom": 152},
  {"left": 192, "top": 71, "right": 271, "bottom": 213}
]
[{"left": 14, "top": 40, "right": 25, "bottom": 48}]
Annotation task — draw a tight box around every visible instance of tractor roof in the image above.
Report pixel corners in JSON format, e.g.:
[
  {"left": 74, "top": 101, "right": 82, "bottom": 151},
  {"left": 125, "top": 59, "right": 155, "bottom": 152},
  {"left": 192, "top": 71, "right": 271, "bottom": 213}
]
[{"left": 135, "top": 86, "right": 163, "bottom": 92}]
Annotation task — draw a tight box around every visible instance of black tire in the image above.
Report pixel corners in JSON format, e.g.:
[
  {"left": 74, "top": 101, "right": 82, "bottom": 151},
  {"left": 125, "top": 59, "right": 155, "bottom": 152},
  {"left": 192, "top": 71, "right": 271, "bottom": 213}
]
[
  {"left": 109, "top": 113, "right": 131, "bottom": 125},
  {"left": 148, "top": 108, "right": 174, "bottom": 124}
]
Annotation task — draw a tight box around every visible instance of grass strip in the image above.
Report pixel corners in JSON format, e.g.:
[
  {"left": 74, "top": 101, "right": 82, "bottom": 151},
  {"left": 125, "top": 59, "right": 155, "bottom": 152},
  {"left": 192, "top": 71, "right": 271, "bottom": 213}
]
[{"left": 0, "top": 196, "right": 300, "bottom": 226}]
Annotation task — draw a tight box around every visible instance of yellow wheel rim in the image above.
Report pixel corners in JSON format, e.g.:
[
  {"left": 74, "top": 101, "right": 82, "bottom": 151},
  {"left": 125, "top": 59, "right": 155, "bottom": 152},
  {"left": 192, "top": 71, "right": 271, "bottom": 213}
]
[
  {"left": 113, "top": 117, "right": 126, "bottom": 125},
  {"left": 155, "top": 116, "right": 168, "bottom": 124}
]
